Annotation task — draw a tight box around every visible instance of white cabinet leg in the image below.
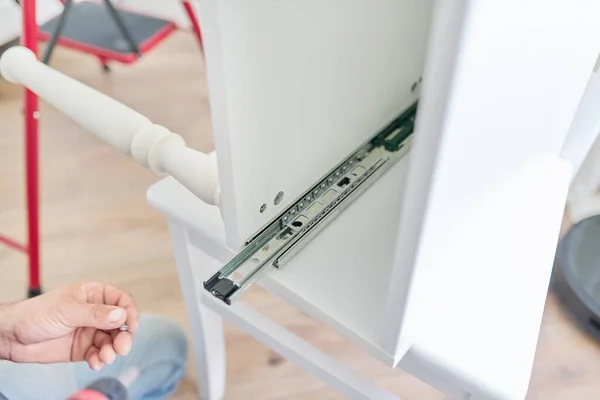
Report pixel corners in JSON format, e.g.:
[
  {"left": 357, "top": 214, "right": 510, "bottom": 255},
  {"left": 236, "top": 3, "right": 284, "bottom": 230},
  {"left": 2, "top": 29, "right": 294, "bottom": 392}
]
[{"left": 168, "top": 223, "right": 226, "bottom": 400}]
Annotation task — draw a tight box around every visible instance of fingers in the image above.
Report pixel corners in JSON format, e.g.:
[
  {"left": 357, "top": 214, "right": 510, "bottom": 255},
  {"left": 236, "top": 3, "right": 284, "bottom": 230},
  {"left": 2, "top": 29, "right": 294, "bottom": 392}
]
[
  {"left": 56, "top": 280, "right": 140, "bottom": 371},
  {"left": 99, "top": 342, "right": 117, "bottom": 365},
  {"left": 69, "top": 303, "right": 127, "bottom": 331},
  {"left": 103, "top": 284, "right": 140, "bottom": 333},
  {"left": 97, "top": 329, "right": 132, "bottom": 358},
  {"left": 83, "top": 346, "right": 104, "bottom": 371},
  {"left": 111, "top": 331, "right": 133, "bottom": 357},
  {"left": 93, "top": 330, "right": 112, "bottom": 348},
  {"left": 80, "top": 329, "right": 131, "bottom": 371},
  {"left": 82, "top": 281, "right": 140, "bottom": 333}
]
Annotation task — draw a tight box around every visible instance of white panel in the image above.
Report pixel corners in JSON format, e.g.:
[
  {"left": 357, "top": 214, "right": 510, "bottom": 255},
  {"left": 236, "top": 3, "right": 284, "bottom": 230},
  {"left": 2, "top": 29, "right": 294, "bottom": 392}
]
[
  {"left": 148, "top": 154, "right": 411, "bottom": 366},
  {"left": 199, "top": 0, "right": 433, "bottom": 248},
  {"left": 400, "top": 155, "right": 572, "bottom": 400},
  {"left": 383, "top": 0, "right": 600, "bottom": 362},
  {"left": 561, "top": 70, "right": 600, "bottom": 179}
]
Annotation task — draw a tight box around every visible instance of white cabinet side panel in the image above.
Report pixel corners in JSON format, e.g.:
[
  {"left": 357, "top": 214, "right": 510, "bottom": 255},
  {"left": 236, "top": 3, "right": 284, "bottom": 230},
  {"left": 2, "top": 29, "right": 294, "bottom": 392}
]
[
  {"left": 200, "top": 0, "right": 433, "bottom": 247},
  {"left": 383, "top": 0, "right": 600, "bottom": 381}
]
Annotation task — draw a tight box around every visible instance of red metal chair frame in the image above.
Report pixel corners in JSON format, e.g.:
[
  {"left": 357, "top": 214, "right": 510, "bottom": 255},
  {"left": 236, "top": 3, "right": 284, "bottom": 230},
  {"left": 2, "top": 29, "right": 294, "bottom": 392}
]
[{"left": 0, "top": 0, "right": 203, "bottom": 297}]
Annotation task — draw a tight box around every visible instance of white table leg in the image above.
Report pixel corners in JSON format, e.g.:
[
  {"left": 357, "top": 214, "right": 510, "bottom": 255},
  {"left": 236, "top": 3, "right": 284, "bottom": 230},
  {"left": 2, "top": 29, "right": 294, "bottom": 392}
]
[{"left": 168, "top": 223, "right": 226, "bottom": 400}]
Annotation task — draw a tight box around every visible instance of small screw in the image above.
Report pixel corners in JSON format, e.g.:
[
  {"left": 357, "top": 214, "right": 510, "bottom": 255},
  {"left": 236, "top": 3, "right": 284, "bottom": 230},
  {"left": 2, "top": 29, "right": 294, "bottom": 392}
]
[
  {"left": 33, "top": 111, "right": 41, "bottom": 119},
  {"left": 274, "top": 191, "right": 284, "bottom": 205},
  {"left": 119, "top": 324, "right": 128, "bottom": 332},
  {"left": 260, "top": 204, "right": 267, "bottom": 213}
]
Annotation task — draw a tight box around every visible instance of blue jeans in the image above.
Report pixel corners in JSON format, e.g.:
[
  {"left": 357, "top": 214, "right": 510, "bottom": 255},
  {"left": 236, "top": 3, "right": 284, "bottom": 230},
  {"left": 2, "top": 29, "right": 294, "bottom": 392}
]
[{"left": 0, "top": 314, "right": 188, "bottom": 400}]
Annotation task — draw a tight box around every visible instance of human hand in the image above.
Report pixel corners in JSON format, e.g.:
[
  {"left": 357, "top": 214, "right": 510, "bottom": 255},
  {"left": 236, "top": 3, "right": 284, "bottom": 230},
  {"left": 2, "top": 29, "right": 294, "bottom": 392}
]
[{"left": 0, "top": 280, "right": 139, "bottom": 371}]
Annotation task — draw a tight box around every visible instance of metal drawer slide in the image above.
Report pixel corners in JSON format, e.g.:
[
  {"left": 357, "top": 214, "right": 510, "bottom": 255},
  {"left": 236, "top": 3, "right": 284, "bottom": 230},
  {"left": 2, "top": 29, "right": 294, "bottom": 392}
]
[{"left": 204, "top": 102, "right": 418, "bottom": 305}]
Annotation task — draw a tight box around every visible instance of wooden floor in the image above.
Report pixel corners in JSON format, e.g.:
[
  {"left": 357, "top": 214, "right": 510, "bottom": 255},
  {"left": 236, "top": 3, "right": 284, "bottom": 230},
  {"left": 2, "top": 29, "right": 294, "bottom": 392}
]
[{"left": 1, "top": 33, "right": 600, "bottom": 400}]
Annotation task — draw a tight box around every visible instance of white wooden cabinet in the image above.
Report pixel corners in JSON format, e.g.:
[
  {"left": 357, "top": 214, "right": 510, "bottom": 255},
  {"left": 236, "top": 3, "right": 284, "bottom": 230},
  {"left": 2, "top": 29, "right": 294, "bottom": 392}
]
[
  {"left": 146, "top": 1, "right": 600, "bottom": 398},
  {"left": 2, "top": 0, "right": 600, "bottom": 398}
]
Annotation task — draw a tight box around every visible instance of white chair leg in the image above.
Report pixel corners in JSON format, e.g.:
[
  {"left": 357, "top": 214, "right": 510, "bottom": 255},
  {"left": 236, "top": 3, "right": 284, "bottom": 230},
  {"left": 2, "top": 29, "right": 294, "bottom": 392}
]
[
  {"left": 203, "top": 295, "right": 400, "bottom": 400},
  {"left": 168, "top": 223, "right": 226, "bottom": 400}
]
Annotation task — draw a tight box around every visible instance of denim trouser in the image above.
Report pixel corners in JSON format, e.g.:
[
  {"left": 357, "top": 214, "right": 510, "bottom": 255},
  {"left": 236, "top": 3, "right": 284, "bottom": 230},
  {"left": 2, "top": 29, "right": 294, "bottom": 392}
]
[{"left": 0, "top": 314, "right": 188, "bottom": 400}]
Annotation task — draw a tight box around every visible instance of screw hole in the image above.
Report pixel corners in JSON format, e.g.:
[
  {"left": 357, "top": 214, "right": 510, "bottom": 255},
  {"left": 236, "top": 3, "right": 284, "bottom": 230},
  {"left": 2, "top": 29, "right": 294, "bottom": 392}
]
[
  {"left": 274, "top": 191, "right": 284, "bottom": 205},
  {"left": 292, "top": 220, "right": 303, "bottom": 228},
  {"left": 260, "top": 204, "right": 267, "bottom": 213}
]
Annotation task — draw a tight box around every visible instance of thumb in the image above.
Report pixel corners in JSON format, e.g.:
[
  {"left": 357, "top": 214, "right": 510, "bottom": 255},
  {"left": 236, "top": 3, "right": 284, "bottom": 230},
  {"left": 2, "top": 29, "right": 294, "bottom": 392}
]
[{"left": 67, "top": 303, "right": 127, "bottom": 330}]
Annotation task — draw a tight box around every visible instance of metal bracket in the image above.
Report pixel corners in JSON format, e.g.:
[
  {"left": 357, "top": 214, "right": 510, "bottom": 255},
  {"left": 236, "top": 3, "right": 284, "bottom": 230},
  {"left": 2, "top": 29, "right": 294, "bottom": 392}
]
[{"left": 204, "top": 102, "right": 418, "bottom": 305}]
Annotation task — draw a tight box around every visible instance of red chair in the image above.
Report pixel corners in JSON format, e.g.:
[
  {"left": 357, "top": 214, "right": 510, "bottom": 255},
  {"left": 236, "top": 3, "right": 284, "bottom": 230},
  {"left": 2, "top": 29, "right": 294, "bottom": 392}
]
[{"left": 0, "top": 0, "right": 203, "bottom": 297}]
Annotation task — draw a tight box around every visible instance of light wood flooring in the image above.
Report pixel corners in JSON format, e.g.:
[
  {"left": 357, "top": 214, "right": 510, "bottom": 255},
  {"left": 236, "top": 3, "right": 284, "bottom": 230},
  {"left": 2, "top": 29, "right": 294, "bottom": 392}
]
[{"left": 1, "top": 33, "right": 600, "bottom": 399}]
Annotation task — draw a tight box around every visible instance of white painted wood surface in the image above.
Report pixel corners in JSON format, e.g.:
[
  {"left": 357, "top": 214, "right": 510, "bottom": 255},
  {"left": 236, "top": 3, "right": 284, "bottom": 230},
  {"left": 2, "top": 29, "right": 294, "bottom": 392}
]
[
  {"left": 147, "top": 1, "right": 600, "bottom": 396},
  {"left": 198, "top": 0, "right": 434, "bottom": 249},
  {"left": 399, "top": 155, "right": 572, "bottom": 400},
  {"left": 168, "top": 224, "right": 226, "bottom": 400},
  {"left": 148, "top": 154, "right": 572, "bottom": 399},
  {"left": 561, "top": 70, "right": 600, "bottom": 180},
  {"left": 568, "top": 132, "right": 600, "bottom": 223},
  {"left": 163, "top": 209, "right": 400, "bottom": 400},
  {"left": 0, "top": 46, "right": 221, "bottom": 206},
  {"left": 148, "top": 173, "right": 403, "bottom": 366},
  {"left": 195, "top": 0, "right": 600, "bottom": 365},
  {"left": 382, "top": 0, "right": 600, "bottom": 359},
  {"left": 203, "top": 294, "right": 400, "bottom": 400},
  {"left": 146, "top": 1, "right": 600, "bottom": 396},
  {"left": 565, "top": 71, "right": 600, "bottom": 223},
  {"left": 1, "top": 0, "right": 598, "bottom": 397}
]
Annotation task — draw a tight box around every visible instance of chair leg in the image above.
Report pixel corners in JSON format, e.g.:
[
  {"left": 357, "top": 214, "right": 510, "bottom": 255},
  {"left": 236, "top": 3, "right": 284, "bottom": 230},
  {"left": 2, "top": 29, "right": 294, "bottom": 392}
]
[
  {"left": 98, "top": 57, "right": 111, "bottom": 73},
  {"left": 181, "top": 0, "right": 204, "bottom": 52},
  {"left": 203, "top": 295, "right": 400, "bottom": 400},
  {"left": 21, "top": 0, "right": 42, "bottom": 298},
  {"left": 103, "top": 0, "right": 141, "bottom": 58},
  {"left": 168, "top": 224, "right": 226, "bottom": 400},
  {"left": 41, "top": 0, "right": 74, "bottom": 64}
]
